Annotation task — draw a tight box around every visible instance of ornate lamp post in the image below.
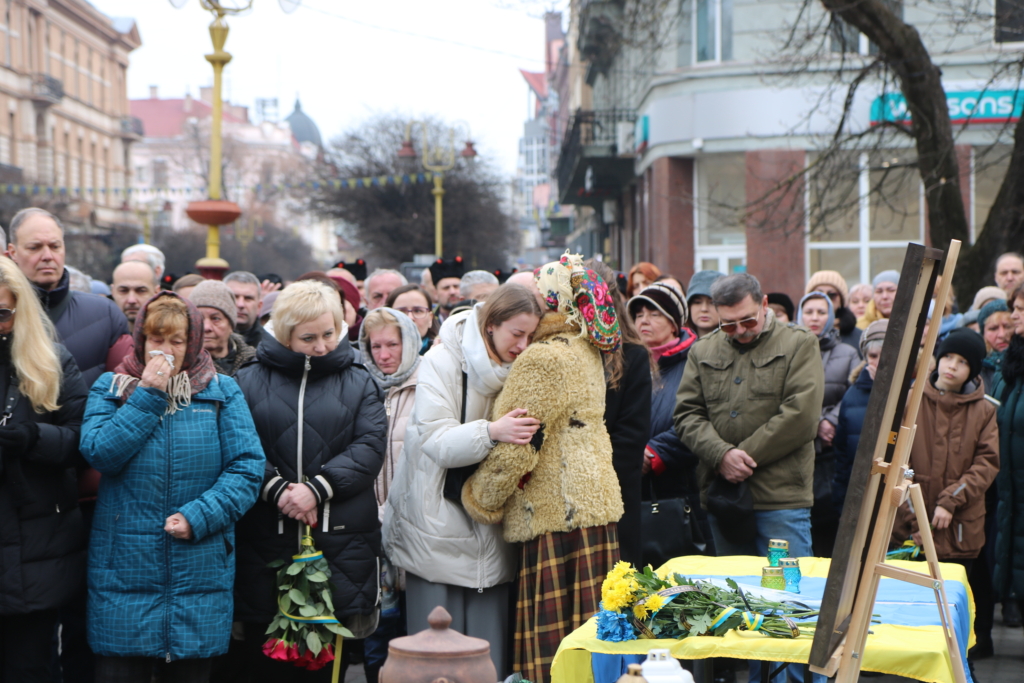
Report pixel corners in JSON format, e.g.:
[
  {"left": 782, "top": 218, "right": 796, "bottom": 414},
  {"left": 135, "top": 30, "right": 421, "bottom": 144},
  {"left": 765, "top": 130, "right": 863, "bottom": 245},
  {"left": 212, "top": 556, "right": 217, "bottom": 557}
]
[
  {"left": 169, "top": 0, "right": 300, "bottom": 278},
  {"left": 397, "top": 122, "right": 477, "bottom": 258}
]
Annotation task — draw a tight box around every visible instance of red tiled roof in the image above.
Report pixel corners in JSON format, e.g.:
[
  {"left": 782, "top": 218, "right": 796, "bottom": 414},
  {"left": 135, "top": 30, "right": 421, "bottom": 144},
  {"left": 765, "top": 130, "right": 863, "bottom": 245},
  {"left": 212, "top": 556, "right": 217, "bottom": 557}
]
[
  {"left": 519, "top": 69, "right": 548, "bottom": 99},
  {"left": 130, "top": 98, "right": 247, "bottom": 138}
]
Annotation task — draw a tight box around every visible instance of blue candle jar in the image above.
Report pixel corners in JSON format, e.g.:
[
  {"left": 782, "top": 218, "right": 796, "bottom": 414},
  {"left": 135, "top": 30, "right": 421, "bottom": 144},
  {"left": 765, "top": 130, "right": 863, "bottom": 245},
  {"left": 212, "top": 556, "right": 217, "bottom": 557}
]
[
  {"left": 767, "top": 539, "right": 789, "bottom": 567},
  {"left": 780, "top": 557, "right": 801, "bottom": 593}
]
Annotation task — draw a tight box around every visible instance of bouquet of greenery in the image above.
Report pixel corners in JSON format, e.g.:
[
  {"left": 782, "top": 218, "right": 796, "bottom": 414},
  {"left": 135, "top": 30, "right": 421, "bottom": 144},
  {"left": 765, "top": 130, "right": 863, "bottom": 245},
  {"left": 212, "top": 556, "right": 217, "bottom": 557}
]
[
  {"left": 886, "top": 539, "right": 923, "bottom": 561},
  {"left": 596, "top": 562, "right": 819, "bottom": 642},
  {"left": 263, "top": 530, "right": 353, "bottom": 674}
]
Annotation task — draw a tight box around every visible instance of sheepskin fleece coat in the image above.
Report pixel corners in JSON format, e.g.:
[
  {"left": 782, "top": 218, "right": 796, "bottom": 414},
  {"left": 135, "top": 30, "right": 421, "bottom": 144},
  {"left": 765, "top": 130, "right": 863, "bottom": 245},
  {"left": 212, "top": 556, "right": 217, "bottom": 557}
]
[{"left": 462, "top": 313, "right": 624, "bottom": 543}]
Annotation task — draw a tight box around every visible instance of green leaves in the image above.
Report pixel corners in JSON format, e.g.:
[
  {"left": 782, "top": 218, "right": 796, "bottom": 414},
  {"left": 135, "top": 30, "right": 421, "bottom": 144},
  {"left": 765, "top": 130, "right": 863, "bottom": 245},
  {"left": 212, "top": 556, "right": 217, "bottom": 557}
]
[
  {"left": 688, "top": 613, "right": 713, "bottom": 636},
  {"left": 264, "top": 547, "right": 346, "bottom": 663},
  {"left": 306, "top": 630, "right": 322, "bottom": 656},
  {"left": 288, "top": 588, "right": 306, "bottom": 606}
]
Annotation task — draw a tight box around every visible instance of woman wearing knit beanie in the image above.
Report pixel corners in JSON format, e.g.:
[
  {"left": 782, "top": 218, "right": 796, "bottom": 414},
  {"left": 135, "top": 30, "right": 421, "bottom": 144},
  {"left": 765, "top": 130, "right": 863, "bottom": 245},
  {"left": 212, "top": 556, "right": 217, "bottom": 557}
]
[
  {"left": 856, "top": 270, "right": 900, "bottom": 330},
  {"left": 806, "top": 270, "right": 862, "bottom": 355},
  {"left": 627, "top": 283, "right": 712, "bottom": 563}
]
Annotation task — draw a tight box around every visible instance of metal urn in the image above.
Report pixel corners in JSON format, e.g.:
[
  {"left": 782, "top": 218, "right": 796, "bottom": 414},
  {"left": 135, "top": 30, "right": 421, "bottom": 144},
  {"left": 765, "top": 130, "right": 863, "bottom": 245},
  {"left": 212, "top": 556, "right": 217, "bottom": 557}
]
[{"left": 380, "top": 605, "right": 497, "bottom": 683}]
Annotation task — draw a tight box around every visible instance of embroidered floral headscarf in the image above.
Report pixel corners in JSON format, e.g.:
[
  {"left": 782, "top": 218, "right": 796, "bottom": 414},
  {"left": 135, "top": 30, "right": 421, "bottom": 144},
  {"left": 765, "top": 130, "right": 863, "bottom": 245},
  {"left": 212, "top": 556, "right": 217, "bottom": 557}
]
[{"left": 536, "top": 252, "right": 621, "bottom": 354}]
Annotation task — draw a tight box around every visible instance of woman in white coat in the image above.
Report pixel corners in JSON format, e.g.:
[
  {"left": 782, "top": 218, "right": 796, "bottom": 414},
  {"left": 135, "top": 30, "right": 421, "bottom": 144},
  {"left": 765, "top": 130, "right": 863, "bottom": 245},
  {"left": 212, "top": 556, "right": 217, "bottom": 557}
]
[{"left": 383, "top": 284, "right": 543, "bottom": 676}]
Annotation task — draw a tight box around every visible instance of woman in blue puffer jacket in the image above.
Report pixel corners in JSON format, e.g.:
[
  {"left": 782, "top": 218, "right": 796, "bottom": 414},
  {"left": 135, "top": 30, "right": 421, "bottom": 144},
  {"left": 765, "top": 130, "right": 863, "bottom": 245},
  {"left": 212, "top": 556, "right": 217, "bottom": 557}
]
[{"left": 80, "top": 292, "right": 264, "bottom": 683}]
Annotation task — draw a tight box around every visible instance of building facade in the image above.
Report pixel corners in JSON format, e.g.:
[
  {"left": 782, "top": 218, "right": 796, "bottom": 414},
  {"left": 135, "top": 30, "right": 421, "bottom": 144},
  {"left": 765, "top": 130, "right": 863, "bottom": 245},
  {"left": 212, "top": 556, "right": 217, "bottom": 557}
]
[
  {"left": 556, "top": 0, "right": 1022, "bottom": 295},
  {"left": 0, "top": 0, "right": 140, "bottom": 230},
  {"left": 130, "top": 91, "right": 338, "bottom": 264}
]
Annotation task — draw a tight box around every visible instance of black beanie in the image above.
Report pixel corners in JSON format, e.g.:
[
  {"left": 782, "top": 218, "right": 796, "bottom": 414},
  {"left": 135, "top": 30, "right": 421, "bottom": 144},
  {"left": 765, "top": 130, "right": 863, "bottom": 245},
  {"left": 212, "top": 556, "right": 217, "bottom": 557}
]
[
  {"left": 767, "top": 292, "right": 795, "bottom": 321},
  {"left": 935, "top": 328, "right": 987, "bottom": 381}
]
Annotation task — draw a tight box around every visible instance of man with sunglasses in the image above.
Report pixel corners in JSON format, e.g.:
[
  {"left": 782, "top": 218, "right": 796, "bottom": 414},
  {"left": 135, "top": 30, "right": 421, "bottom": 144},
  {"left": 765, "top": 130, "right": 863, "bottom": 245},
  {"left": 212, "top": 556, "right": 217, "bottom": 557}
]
[
  {"left": 674, "top": 273, "right": 826, "bottom": 681},
  {"left": 674, "top": 272, "right": 824, "bottom": 555}
]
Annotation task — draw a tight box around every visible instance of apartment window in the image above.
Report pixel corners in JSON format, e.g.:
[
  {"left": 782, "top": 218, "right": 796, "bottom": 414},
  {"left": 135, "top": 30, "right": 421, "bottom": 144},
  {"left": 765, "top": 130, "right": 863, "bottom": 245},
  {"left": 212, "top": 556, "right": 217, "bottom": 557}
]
[
  {"left": 695, "top": 0, "right": 733, "bottom": 62},
  {"left": 153, "top": 159, "right": 168, "bottom": 188},
  {"left": 807, "top": 151, "right": 923, "bottom": 285},
  {"left": 996, "top": 0, "right": 1024, "bottom": 42},
  {"left": 830, "top": 2, "right": 903, "bottom": 54}
]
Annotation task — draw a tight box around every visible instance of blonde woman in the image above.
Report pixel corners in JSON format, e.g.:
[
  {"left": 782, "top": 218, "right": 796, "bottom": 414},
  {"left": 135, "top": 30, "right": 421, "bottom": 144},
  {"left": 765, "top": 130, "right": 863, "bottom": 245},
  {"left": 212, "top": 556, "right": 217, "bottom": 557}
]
[
  {"left": 233, "top": 281, "right": 387, "bottom": 681},
  {"left": 0, "top": 257, "right": 88, "bottom": 683}
]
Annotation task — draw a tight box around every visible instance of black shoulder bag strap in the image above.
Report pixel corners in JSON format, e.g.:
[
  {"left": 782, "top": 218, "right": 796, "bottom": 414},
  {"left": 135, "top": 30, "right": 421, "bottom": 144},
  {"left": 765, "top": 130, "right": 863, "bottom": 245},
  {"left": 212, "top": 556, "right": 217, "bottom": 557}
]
[{"left": 442, "top": 371, "right": 478, "bottom": 503}]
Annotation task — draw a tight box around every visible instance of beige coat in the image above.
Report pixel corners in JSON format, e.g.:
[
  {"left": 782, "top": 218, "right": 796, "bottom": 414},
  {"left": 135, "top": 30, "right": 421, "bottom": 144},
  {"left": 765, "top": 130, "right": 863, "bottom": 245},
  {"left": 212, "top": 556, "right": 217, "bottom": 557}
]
[
  {"left": 462, "top": 313, "right": 624, "bottom": 543},
  {"left": 376, "top": 368, "right": 418, "bottom": 522}
]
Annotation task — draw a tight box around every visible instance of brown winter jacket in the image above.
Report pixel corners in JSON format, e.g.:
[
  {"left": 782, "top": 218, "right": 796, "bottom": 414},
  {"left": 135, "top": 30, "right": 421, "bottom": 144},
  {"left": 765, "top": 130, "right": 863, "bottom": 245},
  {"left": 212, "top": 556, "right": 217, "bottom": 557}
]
[
  {"left": 461, "top": 313, "right": 624, "bottom": 543},
  {"left": 891, "top": 377, "right": 1000, "bottom": 560}
]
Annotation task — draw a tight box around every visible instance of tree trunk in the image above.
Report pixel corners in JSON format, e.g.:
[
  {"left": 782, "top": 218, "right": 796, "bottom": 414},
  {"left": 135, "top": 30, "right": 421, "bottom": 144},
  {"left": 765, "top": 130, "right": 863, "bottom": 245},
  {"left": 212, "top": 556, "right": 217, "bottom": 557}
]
[{"left": 819, "top": 0, "right": 972, "bottom": 292}]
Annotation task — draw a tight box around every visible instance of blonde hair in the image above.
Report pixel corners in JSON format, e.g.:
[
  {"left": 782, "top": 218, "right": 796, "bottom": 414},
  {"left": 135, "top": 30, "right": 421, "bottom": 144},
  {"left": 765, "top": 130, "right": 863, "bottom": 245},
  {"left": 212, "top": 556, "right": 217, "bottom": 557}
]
[
  {"left": 0, "top": 258, "right": 62, "bottom": 412},
  {"left": 362, "top": 308, "right": 401, "bottom": 339},
  {"left": 272, "top": 280, "right": 345, "bottom": 345}
]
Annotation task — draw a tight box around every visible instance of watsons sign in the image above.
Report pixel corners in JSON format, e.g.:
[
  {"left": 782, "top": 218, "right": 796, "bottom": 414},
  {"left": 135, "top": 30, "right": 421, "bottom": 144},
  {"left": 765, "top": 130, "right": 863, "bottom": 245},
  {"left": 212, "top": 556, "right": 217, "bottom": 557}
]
[{"left": 870, "top": 90, "right": 1024, "bottom": 126}]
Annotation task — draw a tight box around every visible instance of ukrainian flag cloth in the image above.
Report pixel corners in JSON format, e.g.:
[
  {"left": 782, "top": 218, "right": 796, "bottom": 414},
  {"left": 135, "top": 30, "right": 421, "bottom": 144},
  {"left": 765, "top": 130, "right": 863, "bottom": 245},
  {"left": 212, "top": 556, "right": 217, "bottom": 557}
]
[{"left": 551, "top": 556, "right": 974, "bottom": 683}]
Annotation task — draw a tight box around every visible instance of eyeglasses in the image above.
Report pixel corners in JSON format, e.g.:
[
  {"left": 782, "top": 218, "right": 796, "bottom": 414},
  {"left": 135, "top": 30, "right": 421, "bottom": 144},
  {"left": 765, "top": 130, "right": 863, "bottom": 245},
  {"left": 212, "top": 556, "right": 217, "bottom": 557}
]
[
  {"left": 0, "top": 308, "right": 15, "bottom": 323},
  {"left": 396, "top": 306, "right": 432, "bottom": 320},
  {"left": 719, "top": 310, "right": 760, "bottom": 334}
]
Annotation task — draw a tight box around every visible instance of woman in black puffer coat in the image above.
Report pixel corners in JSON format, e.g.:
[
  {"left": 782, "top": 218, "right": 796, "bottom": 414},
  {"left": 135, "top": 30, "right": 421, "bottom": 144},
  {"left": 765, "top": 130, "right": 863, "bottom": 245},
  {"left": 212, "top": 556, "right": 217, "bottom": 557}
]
[
  {"left": 0, "top": 258, "right": 88, "bottom": 682},
  {"left": 234, "top": 281, "right": 387, "bottom": 682}
]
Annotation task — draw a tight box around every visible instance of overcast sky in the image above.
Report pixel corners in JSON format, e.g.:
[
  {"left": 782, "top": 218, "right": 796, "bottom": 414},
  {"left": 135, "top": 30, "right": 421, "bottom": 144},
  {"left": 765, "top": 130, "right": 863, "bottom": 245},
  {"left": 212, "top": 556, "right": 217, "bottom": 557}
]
[{"left": 88, "top": 0, "right": 553, "bottom": 176}]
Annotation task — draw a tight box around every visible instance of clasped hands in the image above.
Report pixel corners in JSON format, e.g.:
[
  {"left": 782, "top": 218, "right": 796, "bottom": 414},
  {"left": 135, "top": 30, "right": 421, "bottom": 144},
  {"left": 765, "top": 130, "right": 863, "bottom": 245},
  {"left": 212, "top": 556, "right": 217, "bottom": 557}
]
[
  {"left": 278, "top": 482, "right": 319, "bottom": 527},
  {"left": 718, "top": 448, "right": 757, "bottom": 483}
]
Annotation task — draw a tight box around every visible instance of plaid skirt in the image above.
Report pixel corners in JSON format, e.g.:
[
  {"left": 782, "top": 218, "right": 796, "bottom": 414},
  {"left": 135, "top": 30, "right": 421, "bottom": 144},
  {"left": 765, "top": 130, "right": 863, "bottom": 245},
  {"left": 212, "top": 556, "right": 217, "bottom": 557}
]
[{"left": 514, "top": 523, "right": 619, "bottom": 683}]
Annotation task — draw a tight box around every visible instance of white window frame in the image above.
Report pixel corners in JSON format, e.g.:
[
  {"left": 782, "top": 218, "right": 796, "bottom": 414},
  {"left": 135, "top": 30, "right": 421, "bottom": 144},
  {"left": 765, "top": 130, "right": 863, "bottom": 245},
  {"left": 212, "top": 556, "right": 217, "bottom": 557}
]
[
  {"left": 693, "top": 0, "right": 732, "bottom": 64},
  {"left": 692, "top": 163, "right": 746, "bottom": 273},
  {"left": 805, "top": 151, "right": 925, "bottom": 284}
]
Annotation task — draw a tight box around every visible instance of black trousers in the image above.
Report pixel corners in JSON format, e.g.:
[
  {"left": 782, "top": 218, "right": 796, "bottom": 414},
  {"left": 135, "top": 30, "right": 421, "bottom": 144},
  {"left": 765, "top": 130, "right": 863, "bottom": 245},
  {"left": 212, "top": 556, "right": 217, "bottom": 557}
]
[
  {"left": 95, "top": 656, "right": 211, "bottom": 683},
  {"left": 0, "top": 609, "right": 58, "bottom": 683}
]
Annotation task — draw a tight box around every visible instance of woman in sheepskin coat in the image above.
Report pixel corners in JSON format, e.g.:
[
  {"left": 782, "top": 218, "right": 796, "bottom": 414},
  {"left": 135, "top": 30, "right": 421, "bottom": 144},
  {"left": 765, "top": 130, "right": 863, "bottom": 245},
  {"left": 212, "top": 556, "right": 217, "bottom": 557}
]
[{"left": 462, "top": 254, "right": 623, "bottom": 683}]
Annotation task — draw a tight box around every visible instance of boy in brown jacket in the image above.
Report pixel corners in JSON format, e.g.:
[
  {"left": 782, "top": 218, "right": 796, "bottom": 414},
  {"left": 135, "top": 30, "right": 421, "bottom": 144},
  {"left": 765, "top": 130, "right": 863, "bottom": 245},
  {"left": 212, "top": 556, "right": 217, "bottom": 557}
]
[{"left": 893, "top": 328, "right": 999, "bottom": 569}]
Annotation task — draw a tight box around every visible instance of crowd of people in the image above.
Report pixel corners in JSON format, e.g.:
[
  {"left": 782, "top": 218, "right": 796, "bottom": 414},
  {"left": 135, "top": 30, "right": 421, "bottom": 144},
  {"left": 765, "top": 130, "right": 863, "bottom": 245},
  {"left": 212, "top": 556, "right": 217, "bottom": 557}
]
[{"left": 1, "top": 203, "right": 1024, "bottom": 683}]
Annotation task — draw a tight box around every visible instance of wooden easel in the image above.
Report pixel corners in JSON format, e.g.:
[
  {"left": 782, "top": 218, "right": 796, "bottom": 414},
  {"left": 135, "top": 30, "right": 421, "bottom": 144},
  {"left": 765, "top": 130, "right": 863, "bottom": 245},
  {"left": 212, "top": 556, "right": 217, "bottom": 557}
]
[{"left": 809, "top": 241, "right": 967, "bottom": 683}]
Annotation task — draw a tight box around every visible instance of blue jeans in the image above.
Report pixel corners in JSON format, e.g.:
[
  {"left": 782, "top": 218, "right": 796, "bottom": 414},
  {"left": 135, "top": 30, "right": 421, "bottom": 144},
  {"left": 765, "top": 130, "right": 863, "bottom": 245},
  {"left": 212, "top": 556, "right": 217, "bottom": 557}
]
[{"left": 709, "top": 508, "right": 825, "bottom": 683}]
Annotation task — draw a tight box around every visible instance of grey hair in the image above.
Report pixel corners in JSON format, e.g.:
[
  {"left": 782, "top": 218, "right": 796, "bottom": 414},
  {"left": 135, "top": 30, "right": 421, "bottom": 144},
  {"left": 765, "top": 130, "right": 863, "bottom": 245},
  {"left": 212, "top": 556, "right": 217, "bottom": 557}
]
[
  {"left": 365, "top": 268, "right": 407, "bottom": 292},
  {"left": 997, "top": 252, "right": 1024, "bottom": 266},
  {"left": 9, "top": 207, "right": 62, "bottom": 245},
  {"left": 224, "top": 271, "right": 262, "bottom": 289},
  {"left": 419, "top": 268, "right": 432, "bottom": 286},
  {"left": 460, "top": 270, "right": 499, "bottom": 298},
  {"left": 113, "top": 259, "right": 158, "bottom": 287},
  {"left": 710, "top": 273, "right": 763, "bottom": 308},
  {"left": 65, "top": 265, "right": 92, "bottom": 293},
  {"left": 122, "top": 244, "right": 166, "bottom": 273}
]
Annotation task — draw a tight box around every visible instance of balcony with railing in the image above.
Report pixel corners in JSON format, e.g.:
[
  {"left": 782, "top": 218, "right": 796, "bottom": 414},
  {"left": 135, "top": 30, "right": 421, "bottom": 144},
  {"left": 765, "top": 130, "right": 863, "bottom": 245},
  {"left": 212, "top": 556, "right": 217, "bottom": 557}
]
[
  {"left": 120, "top": 116, "right": 144, "bottom": 139},
  {"left": 31, "top": 74, "right": 63, "bottom": 106},
  {"left": 555, "top": 108, "right": 637, "bottom": 207}
]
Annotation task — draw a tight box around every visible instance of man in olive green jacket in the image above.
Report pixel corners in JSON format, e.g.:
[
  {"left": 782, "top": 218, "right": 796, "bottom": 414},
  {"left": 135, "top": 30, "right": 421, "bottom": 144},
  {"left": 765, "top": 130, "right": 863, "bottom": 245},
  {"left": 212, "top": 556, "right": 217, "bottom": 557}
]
[{"left": 674, "top": 273, "right": 825, "bottom": 557}]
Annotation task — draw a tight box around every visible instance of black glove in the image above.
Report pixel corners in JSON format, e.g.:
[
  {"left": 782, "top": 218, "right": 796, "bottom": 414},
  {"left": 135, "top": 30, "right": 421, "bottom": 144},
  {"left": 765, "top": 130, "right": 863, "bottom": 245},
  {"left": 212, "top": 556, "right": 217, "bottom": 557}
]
[{"left": 0, "top": 422, "right": 39, "bottom": 458}]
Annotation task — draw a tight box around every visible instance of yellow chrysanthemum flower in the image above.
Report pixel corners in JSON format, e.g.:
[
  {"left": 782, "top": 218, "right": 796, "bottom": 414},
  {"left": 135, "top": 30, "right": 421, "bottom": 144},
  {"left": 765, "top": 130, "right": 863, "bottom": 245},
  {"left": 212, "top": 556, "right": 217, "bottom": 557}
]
[
  {"left": 632, "top": 602, "right": 649, "bottom": 620},
  {"left": 645, "top": 594, "right": 666, "bottom": 613}
]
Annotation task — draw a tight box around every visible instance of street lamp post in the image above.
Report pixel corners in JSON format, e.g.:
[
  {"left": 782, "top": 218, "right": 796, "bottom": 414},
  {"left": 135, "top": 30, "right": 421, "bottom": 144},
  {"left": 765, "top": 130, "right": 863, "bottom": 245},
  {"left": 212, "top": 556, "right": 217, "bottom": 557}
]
[
  {"left": 398, "top": 122, "right": 477, "bottom": 258},
  {"left": 170, "top": 0, "right": 299, "bottom": 278}
]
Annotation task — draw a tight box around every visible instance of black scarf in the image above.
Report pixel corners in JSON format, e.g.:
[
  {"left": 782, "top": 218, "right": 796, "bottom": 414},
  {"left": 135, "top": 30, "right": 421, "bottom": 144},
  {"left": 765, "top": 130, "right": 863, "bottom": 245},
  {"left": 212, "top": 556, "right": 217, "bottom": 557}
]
[{"left": 1000, "top": 334, "right": 1024, "bottom": 401}]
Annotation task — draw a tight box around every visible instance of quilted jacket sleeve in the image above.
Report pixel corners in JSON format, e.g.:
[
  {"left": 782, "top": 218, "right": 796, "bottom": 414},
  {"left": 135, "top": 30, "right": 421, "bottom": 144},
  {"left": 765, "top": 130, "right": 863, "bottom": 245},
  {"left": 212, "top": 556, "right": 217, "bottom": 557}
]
[
  {"left": 307, "top": 371, "right": 386, "bottom": 503},
  {"left": 462, "top": 341, "right": 571, "bottom": 522},
  {"left": 79, "top": 373, "right": 165, "bottom": 476},
  {"left": 26, "top": 345, "right": 88, "bottom": 468},
  {"left": 177, "top": 377, "right": 265, "bottom": 542}
]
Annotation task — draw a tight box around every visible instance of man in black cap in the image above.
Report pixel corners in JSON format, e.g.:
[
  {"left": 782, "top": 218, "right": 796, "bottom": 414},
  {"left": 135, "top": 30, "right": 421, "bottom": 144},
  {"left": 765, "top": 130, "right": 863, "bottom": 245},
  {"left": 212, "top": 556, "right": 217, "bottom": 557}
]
[{"left": 429, "top": 257, "right": 465, "bottom": 321}]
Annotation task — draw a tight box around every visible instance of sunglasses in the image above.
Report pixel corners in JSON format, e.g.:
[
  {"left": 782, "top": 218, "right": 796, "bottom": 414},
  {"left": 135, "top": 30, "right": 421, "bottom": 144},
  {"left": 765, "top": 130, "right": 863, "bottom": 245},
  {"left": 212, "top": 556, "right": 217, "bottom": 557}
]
[
  {"left": 719, "top": 311, "right": 760, "bottom": 334},
  {"left": 0, "top": 308, "right": 15, "bottom": 323}
]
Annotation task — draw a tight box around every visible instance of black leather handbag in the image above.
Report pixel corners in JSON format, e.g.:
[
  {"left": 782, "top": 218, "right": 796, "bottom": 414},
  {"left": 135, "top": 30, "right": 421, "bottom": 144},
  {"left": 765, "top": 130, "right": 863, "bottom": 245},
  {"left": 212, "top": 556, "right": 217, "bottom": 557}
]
[{"left": 640, "top": 478, "right": 707, "bottom": 569}]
